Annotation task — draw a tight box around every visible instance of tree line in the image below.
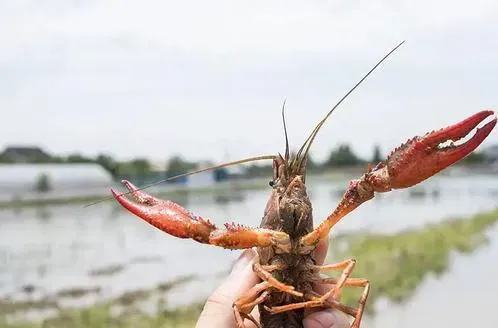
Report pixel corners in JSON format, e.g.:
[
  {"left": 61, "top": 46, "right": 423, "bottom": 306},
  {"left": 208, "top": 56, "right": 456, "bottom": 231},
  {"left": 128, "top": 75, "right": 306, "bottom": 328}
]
[{"left": 0, "top": 143, "right": 488, "bottom": 180}]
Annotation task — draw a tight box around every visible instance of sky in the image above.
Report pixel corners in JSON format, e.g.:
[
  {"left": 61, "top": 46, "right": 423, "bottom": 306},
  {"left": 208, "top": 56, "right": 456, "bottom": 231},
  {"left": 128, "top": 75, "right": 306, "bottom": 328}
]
[{"left": 1, "top": 0, "right": 497, "bottom": 165}]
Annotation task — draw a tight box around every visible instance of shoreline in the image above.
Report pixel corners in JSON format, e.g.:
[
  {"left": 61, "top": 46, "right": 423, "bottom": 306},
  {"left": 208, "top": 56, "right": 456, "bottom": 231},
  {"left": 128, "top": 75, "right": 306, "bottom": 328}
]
[
  {"left": 0, "top": 165, "right": 494, "bottom": 210},
  {"left": 0, "top": 179, "right": 268, "bottom": 210},
  {"left": 0, "top": 170, "right": 356, "bottom": 210}
]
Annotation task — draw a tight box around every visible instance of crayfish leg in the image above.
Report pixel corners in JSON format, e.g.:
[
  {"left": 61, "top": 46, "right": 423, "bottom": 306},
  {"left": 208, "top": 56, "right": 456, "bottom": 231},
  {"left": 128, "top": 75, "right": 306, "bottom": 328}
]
[
  {"left": 313, "top": 258, "right": 369, "bottom": 328},
  {"left": 314, "top": 277, "right": 370, "bottom": 328},
  {"left": 252, "top": 262, "right": 303, "bottom": 298},
  {"left": 233, "top": 282, "right": 270, "bottom": 328},
  {"left": 264, "top": 258, "right": 368, "bottom": 327},
  {"left": 232, "top": 263, "right": 307, "bottom": 328}
]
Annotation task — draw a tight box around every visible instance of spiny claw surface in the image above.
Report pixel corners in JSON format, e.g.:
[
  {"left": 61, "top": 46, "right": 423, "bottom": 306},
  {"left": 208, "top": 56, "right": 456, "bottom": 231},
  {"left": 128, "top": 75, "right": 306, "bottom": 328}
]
[
  {"left": 371, "top": 110, "right": 496, "bottom": 190},
  {"left": 111, "top": 180, "right": 291, "bottom": 250},
  {"left": 111, "top": 180, "right": 216, "bottom": 242}
]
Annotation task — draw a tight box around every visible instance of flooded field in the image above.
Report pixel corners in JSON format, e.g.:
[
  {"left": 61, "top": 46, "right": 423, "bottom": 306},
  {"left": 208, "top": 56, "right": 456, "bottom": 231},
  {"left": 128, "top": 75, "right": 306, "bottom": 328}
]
[{"left": 1, "top": 172, "right": 497, "bottom": 327}]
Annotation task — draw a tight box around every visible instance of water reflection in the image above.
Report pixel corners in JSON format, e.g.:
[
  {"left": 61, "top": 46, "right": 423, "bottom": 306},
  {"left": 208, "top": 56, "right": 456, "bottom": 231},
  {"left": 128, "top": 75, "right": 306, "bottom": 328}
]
[
  {"left": 213, "top": 192, "right": 246, "bottom": 205},
  {"left": 34, "top": 206, "right": 52, "bottom": 221},
  {"left": 407, "top": 186, "right": 441, "bottom": 199}
]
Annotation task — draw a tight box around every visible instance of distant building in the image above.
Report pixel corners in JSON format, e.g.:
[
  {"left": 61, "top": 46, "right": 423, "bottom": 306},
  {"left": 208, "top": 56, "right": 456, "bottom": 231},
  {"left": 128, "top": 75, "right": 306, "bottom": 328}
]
[
  {"left": 224, "top": 166, "right": 246, "bottom": 180},
  {"left": 0, "top": 146, "right": 51, "bottom": 162},
  {"left": 185, "top": 171, "right": 217, "bottom": 187},
  {"left": 0, "top": 163, "right": 115, "bottom": 200}
]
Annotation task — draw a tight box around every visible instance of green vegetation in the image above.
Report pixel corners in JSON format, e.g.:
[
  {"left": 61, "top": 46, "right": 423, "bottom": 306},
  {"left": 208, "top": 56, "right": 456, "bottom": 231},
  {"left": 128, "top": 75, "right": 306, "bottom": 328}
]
[
  {"left": 0, "top": 301, "right": 202, "bottom": 328},
  {"left": 326, "top": 209, "right": 498, "bottom": 311},
  {"left": 371, "top": 144, "right": 383, "bottom": 163},
  {"left": 1, "top": 144, "right": 492, "bottom": 184},
  {"left": 324, "top": 143, "right": 365, "bottom": 167},
  {"left": 459, "top": 151, "right": 486, "bottom": 164},
  {"left": 0, "top": 276, "right": 200, "bottom": 328},
  {"left": 165, "top": 156, "right": 198, "bottom": 178}
]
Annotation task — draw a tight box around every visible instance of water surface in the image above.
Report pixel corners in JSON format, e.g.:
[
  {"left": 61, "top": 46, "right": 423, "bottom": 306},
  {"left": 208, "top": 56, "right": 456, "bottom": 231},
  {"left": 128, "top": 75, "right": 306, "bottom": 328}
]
[{"left": 0, "top": 173, "right": 497, "bottom": 326}]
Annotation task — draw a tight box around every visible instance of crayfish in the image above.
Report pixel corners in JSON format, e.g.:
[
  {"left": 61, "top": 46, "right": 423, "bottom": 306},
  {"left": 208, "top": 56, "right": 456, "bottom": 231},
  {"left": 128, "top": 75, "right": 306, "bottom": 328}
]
[{"left": 110, "top": 42, "right": 497, "bottom": 327}]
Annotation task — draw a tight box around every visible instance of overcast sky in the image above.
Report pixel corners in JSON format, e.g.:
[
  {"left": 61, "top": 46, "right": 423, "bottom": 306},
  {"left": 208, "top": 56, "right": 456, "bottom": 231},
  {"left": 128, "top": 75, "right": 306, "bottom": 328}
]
[{"left": 1, "top": 0, "right": 497, "bottom": 165}]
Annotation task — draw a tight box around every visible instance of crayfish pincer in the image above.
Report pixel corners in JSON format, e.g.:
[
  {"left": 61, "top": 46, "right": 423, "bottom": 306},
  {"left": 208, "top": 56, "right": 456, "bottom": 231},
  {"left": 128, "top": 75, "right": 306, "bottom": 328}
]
[{"left": 110, "top": 41, "right": 497, "bottom": 328}]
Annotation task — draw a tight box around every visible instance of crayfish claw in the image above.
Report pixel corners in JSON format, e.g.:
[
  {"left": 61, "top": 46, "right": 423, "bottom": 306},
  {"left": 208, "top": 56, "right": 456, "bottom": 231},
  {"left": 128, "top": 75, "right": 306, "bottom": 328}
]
[
  {"left": 118, "top": 180, "right": 161, "bottom": 206},
  {"left": 110, "top": 186, "right": 151, "bottom": 220},
  {"left": 377, "top": 110, "right": 496, "bottom": 190}
]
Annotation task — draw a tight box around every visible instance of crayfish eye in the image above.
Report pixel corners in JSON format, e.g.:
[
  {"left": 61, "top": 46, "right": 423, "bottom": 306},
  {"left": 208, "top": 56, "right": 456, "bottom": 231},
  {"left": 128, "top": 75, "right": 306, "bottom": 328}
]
[{"left": 269, "top": 180, "right": 275, "bottom": 187}]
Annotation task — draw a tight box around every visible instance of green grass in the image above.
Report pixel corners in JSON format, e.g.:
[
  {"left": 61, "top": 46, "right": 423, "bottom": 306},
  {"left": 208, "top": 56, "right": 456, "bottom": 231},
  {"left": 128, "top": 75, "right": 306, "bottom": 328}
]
[
  {"left": 0, "top": 303, "right": 203, "bottom": 328},
  {"left": 0, "top": 276, "right": 201, "bottom": 328},
  {"left": 327, "top": 209, "right": 498, "bottom": 311}
]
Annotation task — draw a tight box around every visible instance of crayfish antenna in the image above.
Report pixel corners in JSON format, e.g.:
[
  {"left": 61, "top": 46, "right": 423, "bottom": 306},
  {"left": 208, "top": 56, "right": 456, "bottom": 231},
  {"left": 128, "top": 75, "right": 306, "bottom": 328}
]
[
  {"left": 293, "top": 40, "right": 406, "bottom": 171},
  {"left": 84, "top": 154, "right": 276, "bottom": 207},
  {"left": 282, "top": 98, "right": 290, "bottom": 162}
]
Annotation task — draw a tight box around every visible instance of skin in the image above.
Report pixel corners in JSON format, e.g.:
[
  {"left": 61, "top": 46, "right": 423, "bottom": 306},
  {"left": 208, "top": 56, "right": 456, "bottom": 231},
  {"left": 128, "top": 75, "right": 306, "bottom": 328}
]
[{"left": 196, "top": 238, "right": 351, "bottom": 328}]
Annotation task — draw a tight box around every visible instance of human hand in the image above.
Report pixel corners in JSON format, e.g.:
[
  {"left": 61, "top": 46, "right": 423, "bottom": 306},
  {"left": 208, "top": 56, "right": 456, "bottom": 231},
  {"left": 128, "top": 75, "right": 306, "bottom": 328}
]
[{"left": 196, "top": 238, "right": 351, "bottom": 328}]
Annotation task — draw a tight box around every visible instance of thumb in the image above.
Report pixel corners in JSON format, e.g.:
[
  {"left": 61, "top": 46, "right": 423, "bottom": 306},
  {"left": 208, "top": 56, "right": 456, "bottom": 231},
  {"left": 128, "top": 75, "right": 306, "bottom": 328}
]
[{"left": 196, "top": 249, "right": 259, "bottom": 328}]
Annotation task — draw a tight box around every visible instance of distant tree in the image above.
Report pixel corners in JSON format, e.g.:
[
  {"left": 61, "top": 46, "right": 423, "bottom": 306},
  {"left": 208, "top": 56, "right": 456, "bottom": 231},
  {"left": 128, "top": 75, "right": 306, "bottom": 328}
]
[
  {"left": 34, "top": 173, "right": 52, "bottom": 193},
  {"left": 29, "top": 156, "right": 44, "bottom": 163},
  {"left": 29, "top": 154, "right": 51, "bottom": 163},
  {"left": 114, "top": 158, "right": 152, "bottom": 177},
  {"left": 51, "top": 156, "right": 66, "bottom": 163},
  {"left": 66, "top": 153, "right": 93, "bottom": 163},
  {"left": 460, "top": 151, "right": 486, "bottom": 164},
  {"left": 372, "top": 144, "right": 383, "bottom": 163},
  {"left": 166, "top": 156, "right": 197, "bottom": 177},
  {"left": 245, "top": 163, "right": 272, "bottom": 178},
  {"left": 325, "top": 144, "right": 364, "bottom": 167},
  {"left": 96, "top": 154, "right": 118, "bottom": 177},
  {"left": 306, "top": 152, "right": 322, "bottom": 170},
  {"left": 130, "top": 158, "right": 151, "bottom": 175},
  {"left": 0, "top": 154, "right": 14, "bottom": 163}
]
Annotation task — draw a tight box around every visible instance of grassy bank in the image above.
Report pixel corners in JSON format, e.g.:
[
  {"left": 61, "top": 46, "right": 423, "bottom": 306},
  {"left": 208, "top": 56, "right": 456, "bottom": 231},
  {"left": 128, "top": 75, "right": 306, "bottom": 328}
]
[
  {"left": 327, "top": 209, "right": 498, "bottom": 310},
  {"left": 2, "top": 209, "right": 497, "bottom": 327},
  {"left": 0, "top": 276, "right": 201, "bottom": 328},
  {"left": 0, "top": 302, "right": 203, "bottom": 328}
]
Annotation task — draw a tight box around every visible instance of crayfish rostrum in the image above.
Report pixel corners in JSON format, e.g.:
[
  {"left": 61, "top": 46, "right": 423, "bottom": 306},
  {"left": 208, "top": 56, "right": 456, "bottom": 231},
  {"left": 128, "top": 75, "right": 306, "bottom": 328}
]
[{"left": 110, "top": 42, "right": 497, "bottom": 327}]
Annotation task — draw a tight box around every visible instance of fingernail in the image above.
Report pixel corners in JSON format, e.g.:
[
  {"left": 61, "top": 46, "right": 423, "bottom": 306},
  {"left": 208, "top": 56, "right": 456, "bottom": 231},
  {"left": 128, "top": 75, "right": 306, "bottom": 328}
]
[{"left": 230, "top": 249, "right": 255, "bottom": 274}]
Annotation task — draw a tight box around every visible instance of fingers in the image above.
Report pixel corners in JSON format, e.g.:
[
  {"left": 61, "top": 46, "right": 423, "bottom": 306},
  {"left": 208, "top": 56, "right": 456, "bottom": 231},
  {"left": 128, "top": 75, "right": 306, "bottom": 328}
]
[
  {"left": 313, "top": 237, "right": 330, "bottom": 266},
  {"left": 304, "top": 283, "right": 352, "bottom": 328},
  {"left": 197, "top": 237, "right": 336, "bottom": 328},
  {"left": 196, "top": 249, "right": 260, "bottom": 328},
  {"left": 303, "top": 308, "right": 352, "bottom": 328}
]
